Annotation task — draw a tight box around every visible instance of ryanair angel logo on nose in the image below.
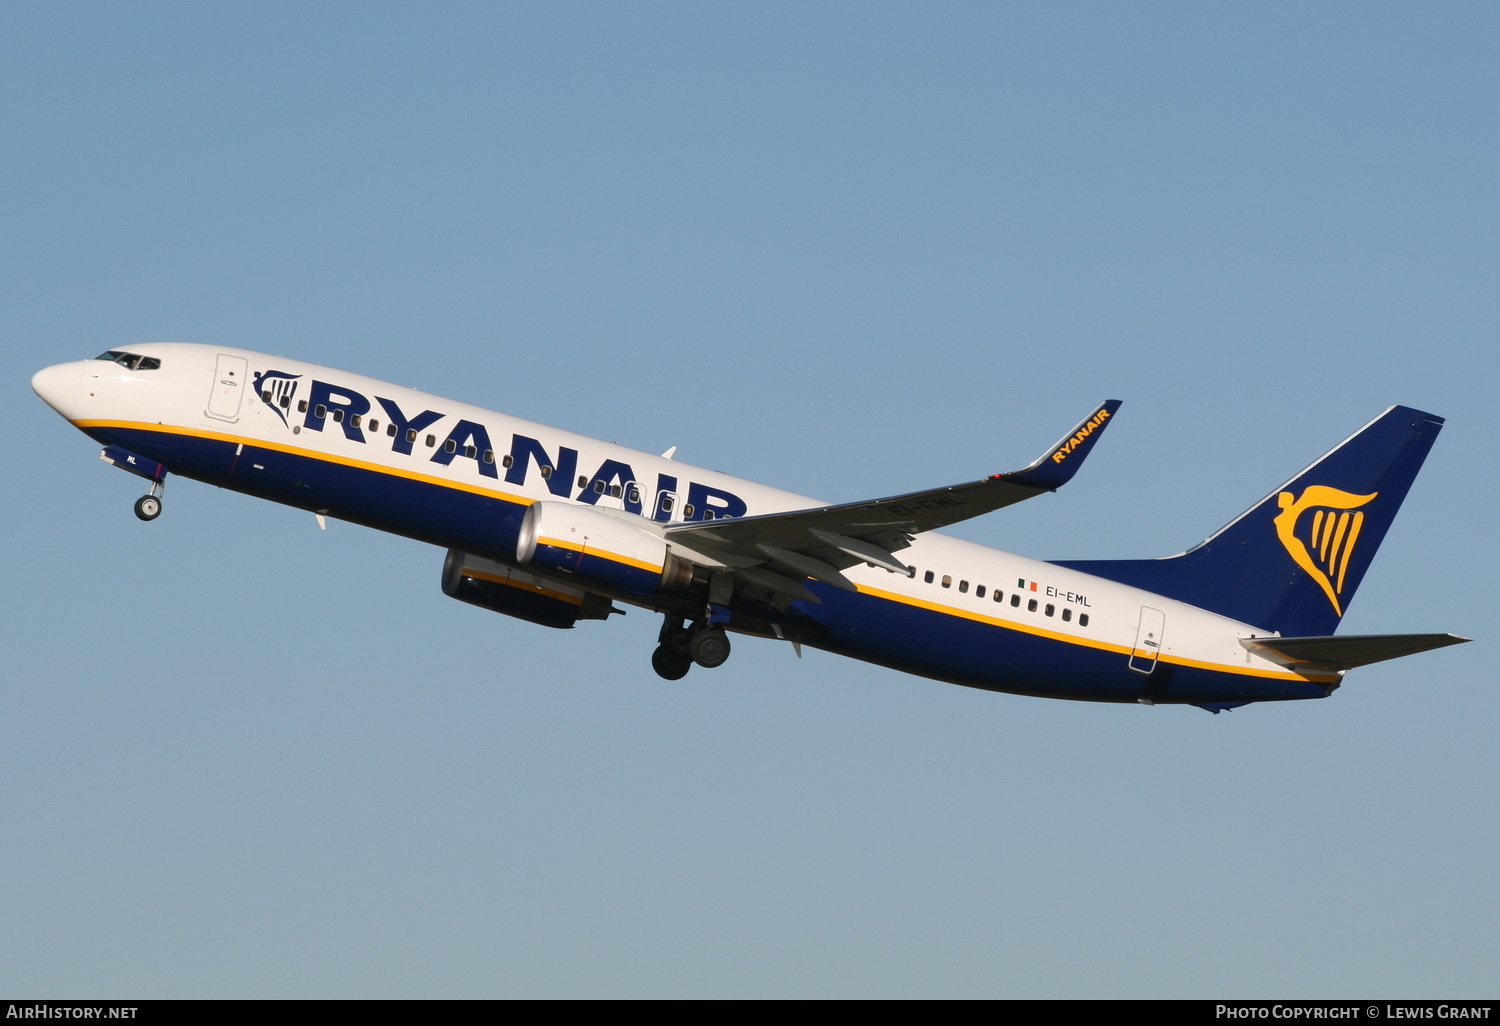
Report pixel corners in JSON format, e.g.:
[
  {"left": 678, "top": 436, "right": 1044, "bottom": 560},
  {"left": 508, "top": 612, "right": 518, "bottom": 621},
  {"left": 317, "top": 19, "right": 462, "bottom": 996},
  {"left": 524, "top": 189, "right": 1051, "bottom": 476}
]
[
  {"left": 1273, "top": 485, "right": 1378, "bottom": 616},
  {"left": 252, "top": 370, "right": 302, "bottom": 427}
]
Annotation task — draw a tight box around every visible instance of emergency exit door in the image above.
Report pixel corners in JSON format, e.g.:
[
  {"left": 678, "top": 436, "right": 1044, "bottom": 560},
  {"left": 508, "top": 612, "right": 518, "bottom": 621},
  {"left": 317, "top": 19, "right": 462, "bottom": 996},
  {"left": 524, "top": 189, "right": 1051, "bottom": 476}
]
[{"left": 1129, "top": 606, "right": 1166, "bottom": 674}]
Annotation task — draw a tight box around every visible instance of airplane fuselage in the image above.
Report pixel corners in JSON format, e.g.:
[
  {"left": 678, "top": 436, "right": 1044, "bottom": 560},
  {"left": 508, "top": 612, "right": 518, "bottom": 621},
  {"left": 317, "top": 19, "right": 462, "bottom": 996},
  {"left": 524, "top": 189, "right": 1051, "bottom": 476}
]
[{"left": 31, "top": 342, "right": 1390, "bottom": 707}]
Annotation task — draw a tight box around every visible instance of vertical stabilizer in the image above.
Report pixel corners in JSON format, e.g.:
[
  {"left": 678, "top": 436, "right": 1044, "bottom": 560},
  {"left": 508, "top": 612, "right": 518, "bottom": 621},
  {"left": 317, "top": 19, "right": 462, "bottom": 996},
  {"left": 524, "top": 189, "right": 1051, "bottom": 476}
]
[{"left": 1053, "top": 406, "right": 1444, "bottom": 636}]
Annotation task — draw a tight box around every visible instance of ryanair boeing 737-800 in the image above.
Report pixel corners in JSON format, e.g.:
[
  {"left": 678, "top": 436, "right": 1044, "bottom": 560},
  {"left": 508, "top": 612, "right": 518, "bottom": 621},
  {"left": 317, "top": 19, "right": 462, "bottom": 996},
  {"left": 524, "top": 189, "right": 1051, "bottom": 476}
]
[{"left": 31, "top": 343, "right": 1467, "bottom": 712}]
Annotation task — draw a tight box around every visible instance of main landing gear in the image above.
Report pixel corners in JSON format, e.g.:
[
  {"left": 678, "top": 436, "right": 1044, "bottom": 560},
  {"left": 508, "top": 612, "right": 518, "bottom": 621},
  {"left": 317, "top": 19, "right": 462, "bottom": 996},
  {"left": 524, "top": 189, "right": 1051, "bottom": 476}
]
[
  {"left": 133, "top": 479, "right": 165, "bottom": 522},
  {"left": 652, "top": 614, "right": 732, "bottom": 680}
]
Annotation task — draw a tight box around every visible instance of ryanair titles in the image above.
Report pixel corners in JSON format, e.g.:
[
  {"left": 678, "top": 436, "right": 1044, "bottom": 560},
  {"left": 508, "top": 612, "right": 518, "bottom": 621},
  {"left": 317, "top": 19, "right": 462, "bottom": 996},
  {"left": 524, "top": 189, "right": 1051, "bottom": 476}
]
[
  {"left": 1049, "top": 406, "right": 1112, "bottom": 465},
  {"left": 274, "top": 376, "right": 748, "bottom": 523}
]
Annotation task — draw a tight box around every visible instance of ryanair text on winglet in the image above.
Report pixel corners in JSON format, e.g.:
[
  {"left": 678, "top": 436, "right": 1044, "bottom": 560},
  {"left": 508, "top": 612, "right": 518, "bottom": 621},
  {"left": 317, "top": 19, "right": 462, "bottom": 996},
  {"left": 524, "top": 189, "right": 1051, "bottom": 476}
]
[{"left": 1050, "top": 407, "right": 1112, "bottom": 464}]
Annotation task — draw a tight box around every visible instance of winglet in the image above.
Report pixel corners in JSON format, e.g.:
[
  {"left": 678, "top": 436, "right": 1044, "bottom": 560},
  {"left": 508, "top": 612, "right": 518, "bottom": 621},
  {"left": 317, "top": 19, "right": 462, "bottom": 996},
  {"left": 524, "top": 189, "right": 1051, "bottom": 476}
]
[{"left": 1003, "top": 400, "right": 1122, "bottom": 490}]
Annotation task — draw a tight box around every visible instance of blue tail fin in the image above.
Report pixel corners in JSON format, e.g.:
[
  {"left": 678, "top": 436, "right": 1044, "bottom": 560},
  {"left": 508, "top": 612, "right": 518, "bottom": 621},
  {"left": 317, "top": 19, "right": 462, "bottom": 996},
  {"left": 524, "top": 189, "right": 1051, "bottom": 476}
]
[{"left": 1052, "top": 406, "right": 1444, "bottom": 636}]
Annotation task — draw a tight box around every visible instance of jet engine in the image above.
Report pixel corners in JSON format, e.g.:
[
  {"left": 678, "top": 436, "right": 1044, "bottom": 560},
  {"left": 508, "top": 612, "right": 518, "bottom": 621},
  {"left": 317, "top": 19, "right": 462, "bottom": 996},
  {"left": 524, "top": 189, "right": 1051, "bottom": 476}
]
[
  {"left": 441, "top": 548, "right": 613, "bottom": 630},
  {"left": 515, "top": 501, "right": 694, "bottom": 595}
]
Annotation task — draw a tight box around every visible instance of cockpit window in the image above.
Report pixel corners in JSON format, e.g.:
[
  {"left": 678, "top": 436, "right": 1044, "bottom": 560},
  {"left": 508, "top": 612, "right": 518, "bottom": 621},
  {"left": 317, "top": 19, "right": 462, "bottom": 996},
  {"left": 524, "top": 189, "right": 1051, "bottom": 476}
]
[{"left": 94, "top": 350, "right": 161, "bottom": 371}]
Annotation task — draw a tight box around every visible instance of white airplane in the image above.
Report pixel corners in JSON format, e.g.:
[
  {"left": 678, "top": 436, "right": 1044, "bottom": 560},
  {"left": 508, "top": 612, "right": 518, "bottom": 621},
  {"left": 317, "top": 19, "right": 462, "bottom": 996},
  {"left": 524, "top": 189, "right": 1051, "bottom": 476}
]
[{"left": 32, "top": 343, "right": 1467, "bottom": 712}]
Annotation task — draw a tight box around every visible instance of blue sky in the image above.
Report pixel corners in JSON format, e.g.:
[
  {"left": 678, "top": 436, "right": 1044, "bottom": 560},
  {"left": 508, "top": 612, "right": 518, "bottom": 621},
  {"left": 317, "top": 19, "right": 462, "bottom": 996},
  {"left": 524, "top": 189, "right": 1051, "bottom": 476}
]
[{"left": 3, "top": 2, "right": 1496, "bottom": 998}]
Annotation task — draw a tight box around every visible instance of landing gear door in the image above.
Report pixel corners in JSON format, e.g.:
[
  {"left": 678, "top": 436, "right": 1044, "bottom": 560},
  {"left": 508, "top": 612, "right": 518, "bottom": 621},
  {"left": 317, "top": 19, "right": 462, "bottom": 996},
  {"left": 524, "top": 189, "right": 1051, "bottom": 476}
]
[
  {"left": 1129, "top": 606, "right": 1166, "bottom": 674},
  {"left": 206, "top": 354, "right": 248, "bottom": 422}
]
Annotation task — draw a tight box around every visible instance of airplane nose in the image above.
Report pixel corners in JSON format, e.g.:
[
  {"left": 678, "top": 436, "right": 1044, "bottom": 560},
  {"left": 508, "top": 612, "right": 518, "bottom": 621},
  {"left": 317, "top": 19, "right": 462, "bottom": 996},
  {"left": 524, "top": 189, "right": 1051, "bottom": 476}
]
[{"left": 32, "top": 361, "right": 83, "bottom": 419}]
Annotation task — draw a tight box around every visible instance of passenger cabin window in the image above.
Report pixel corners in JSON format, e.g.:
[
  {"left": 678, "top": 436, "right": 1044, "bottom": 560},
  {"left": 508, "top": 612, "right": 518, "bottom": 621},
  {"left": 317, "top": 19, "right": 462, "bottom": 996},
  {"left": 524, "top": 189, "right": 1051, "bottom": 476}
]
[
  {"left": 958, "top": 580, "right": 969, "bottom": 594},
  {"left": 1079, "top": 614, "right": 1090, "bottom": 627},
  {"left": 924, "top": 571, "right": 934, "bottom": 584},
  {"left": 1010, "top": 594, "right": 1020, "bottom": 607},
  {"left": 1028, "top": 598, "right": 1038, "bottom": 612}
]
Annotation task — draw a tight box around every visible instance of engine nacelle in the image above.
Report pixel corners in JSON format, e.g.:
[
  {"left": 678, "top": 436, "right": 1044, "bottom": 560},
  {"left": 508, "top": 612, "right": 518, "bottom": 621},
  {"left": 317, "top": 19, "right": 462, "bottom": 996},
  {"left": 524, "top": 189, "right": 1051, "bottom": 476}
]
[
  {"left": 441, "top": 549, "right": 612, "bottom": 630},
  {"left": 516, "top": 501, "right": 693, "bottom": 595}
]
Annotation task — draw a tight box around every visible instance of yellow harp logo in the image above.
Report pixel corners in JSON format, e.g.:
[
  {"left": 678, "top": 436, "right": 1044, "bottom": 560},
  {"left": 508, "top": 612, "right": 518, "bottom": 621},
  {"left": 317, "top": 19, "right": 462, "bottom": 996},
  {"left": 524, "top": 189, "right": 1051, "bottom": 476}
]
[{"left": 1273, "top": 486, "right": 1378, "bottom": 616}]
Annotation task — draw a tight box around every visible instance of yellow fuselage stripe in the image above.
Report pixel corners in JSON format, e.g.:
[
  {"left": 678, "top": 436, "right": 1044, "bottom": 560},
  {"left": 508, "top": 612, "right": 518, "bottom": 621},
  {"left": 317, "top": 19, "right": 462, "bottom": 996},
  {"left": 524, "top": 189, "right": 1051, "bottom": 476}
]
[
  {"left": 851, "top": 582, "right": 1339, "bottom": 684},
  {"left": 76, "top": 418, "right": 535, "bottom": 506},
  {"left": 85, "top": 418, "right": 1332, "bottom": 685}
]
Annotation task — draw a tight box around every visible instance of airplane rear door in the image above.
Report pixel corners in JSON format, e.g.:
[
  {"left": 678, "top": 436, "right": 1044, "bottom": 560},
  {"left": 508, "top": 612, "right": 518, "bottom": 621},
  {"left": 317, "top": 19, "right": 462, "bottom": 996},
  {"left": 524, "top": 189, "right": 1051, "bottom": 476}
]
[
  {"left": 1129, "top": 606, "right": 1165, "bottom": 674},
  {"left": 206, "top": 354, "right": 248, "bottom": 422}
]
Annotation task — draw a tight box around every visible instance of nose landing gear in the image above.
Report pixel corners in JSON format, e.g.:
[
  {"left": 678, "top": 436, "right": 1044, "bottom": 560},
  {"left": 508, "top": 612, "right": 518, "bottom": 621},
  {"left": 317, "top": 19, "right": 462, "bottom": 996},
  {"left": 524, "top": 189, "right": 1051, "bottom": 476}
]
[
  {"left": 133, "top": 479, "right": 165, "bottom": 521},
  {"left": 99, "top": 445, "right": 167, "bottom": 522}
]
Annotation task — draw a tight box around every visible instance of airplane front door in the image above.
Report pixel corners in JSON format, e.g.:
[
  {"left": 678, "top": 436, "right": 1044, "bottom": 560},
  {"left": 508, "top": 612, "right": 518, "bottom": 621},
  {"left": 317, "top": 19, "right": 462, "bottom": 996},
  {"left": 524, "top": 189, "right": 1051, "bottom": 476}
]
[{"left": 206, "top": 353, "right": 248, "bottom": 422}]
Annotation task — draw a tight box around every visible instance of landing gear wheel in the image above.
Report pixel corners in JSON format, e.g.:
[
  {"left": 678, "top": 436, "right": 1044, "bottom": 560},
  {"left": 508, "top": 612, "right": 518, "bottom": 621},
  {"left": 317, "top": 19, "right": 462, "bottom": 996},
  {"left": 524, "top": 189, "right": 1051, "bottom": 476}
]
[
  {"left": 665, "top": 628, "right": 692, "bottom": 656},
  {"left": 689, "top": 628, "right": 731, "bottom": 669},
  {"left": 134, "top": 495, "right": 162, "bottom": 521},
  {"left": 652, "top": 645, "right": 692, "bottom": 680}
]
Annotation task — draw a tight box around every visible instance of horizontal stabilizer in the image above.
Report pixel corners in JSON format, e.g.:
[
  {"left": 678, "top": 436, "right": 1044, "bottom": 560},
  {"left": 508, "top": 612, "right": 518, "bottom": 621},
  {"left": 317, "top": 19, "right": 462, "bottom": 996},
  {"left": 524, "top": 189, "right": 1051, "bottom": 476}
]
[{"left": 1241, "top": 633, "right": 1470, "bottom": 671}]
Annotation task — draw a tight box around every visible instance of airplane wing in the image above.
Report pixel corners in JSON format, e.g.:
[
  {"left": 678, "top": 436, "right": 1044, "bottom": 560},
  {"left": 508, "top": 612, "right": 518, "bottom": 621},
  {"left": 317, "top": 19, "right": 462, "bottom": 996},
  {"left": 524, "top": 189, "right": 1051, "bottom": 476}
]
[{"left": 664, "top": 400, "right": 1121, "bottom": 605}]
